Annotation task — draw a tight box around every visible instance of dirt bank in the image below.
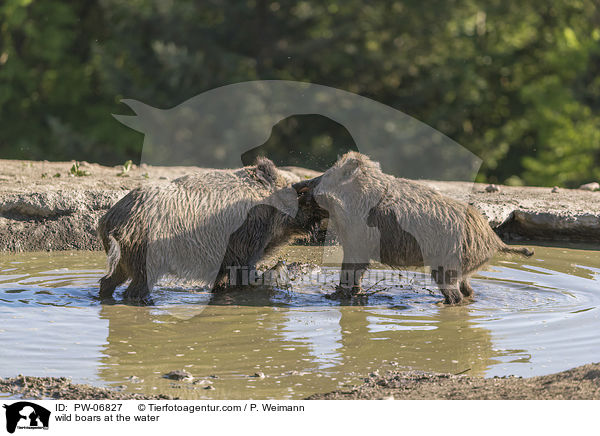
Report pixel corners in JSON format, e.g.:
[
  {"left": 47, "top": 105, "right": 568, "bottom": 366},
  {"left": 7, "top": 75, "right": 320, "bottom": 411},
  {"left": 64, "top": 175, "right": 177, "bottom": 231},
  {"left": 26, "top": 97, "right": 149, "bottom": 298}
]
[
  {"left": 306, "top": 363, "right": 600, "bottom": 400},
  {"left": 421, "top": 180, "right": 600, "bottom": 242},
  {"left": 1, "top": 159, "right": 599, "bottom": 252},
  {"left": 0, "top": 375, "right": 175, "bottom": 400},
  {"left": 0, "top": 160, "right": 200, "bottom": 252}
]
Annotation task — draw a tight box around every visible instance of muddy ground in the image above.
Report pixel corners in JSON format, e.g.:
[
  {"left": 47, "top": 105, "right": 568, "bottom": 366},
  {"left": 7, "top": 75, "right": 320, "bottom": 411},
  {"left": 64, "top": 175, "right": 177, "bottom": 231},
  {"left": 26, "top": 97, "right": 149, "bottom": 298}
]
[
  {"left": 307, "top": 363, "right": 600, "bottom": 400},
  {"left": 0, "top": 375, "right": 174, "bottom": 400},
  {"left": 2, "top": 363, "right": 600, "bottom": 400},
  {"left": 1, "top": 159, "right": 599, "bottom": 252}
]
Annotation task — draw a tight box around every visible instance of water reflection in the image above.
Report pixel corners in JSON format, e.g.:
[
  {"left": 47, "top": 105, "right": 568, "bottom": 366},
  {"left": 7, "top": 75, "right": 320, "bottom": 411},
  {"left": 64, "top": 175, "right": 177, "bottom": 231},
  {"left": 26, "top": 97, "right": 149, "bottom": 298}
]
[
  {"left": 280, "top": 308, "right": 343, "bottom": 370},
  {"left": 93, "top": 285, "right": 499, "bottom": 399}
]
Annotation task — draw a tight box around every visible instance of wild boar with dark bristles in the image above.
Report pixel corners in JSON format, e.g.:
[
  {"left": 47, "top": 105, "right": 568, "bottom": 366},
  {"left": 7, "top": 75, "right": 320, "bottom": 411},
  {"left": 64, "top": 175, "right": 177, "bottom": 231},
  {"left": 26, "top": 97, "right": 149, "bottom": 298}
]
[
  {"left": 293, "top": 152, "right": 533, "bottom": 305},
  {"left": 97, "top": 157, "right": 326, "bottom": 302}
]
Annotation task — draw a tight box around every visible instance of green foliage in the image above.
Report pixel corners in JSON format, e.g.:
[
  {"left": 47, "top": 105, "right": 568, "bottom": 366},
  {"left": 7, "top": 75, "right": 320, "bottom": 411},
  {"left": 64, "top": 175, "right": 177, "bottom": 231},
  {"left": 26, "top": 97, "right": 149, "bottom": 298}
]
[
  {"left": 69, "top": 161, "right": 90, "bottom": 177},
  {"left": 117, "top": 159, "right": 133, "bottom": 176},
  {"left": 0, "top": 0, "right": 599, "bottom": 186},
  {"left": 0, "top": 0, "right": 140, "bottom": 163}
]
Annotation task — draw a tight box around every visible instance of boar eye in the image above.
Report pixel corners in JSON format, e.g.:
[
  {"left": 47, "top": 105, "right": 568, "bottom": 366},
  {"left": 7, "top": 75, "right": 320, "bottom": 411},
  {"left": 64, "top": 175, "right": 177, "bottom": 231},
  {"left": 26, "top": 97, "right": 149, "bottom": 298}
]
[{"left": 298, "top": 187, "right": 309, "bottom": 195}]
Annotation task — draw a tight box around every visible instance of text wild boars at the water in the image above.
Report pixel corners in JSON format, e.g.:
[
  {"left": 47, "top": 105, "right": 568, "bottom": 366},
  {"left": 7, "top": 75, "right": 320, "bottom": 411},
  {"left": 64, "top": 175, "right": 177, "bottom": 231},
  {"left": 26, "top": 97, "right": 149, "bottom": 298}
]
[
  {"left": 296, "top": 152, "right": 533, "bottom": 304},
  {"left": 97, "top": 158, "right": 324, "bottom": 302}
]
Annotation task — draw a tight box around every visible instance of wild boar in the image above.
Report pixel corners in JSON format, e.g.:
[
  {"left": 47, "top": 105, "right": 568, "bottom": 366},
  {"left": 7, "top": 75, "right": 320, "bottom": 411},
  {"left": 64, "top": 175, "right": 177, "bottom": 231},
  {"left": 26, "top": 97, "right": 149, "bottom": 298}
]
[
  {"left": 97, "top": 158, "right": 324, "bottom": 302},
  {"left": 295, "top": 152, "right": 533, "bottom": 304}
]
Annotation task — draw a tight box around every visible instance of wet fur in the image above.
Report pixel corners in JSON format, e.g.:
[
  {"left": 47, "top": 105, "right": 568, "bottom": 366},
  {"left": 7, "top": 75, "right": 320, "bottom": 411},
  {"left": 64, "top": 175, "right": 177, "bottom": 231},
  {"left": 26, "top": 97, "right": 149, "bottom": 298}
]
[
  {"left": 311, "top": 152, "right": 533, "bottom": 304},
  {"left": 97, "top": 158, "right": 320, "bottom": 302}
]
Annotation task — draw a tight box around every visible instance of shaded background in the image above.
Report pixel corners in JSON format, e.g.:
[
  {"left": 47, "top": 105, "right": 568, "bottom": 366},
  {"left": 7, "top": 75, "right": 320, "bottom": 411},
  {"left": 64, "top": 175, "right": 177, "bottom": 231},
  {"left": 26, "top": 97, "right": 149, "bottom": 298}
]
[{"left": 1, "top": 0, "right": 599, "bottom": 186}]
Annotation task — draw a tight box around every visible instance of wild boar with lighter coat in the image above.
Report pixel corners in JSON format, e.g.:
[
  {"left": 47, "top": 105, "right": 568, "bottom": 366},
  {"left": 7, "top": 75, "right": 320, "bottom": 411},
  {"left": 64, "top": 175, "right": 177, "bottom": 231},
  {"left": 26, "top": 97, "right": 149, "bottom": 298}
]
[
  {"left": 97, "top": 158, "right": 324, "bottom": 302},
  {"left": 294, "top": 152, "right": 533, "bottom": 304}
]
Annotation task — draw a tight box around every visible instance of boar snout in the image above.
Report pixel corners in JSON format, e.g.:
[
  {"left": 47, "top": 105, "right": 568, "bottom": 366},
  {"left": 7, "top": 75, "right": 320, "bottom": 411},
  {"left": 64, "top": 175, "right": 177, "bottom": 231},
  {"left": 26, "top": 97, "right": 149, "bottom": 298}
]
[
  {"left": 292, "top": 175, "right": 322, "bottom": 194},
  {"left": 293, "top": 176, "right": 328, "bottom": 219}
]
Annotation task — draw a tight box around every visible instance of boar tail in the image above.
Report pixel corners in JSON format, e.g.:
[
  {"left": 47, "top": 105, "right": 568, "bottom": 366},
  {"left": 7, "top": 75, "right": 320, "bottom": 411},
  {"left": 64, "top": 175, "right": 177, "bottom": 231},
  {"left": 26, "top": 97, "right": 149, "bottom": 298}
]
[
  {"left": 105, "top": 234, "right": 122, "bottom": 277},
  {"left": 499, "top": 245, "right": 534, "bottom": 257}
]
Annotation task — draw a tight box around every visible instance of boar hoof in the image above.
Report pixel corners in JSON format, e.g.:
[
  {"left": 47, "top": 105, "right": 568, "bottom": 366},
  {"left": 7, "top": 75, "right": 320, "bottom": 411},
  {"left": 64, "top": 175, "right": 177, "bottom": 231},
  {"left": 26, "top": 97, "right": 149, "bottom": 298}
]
[
  {"left": 441, "top": 287, "right": 463, "bottom": 305},
  {"left": 459, "top": 280, "right": 475, "bottom": 298},
  {"left": 325, "top": 285, "right": 364, "bottom": 300},
  {"left": 128, "top": 295, "right": 154, "bottom": 306},
  {"left": 123, "top": 290, "right": 153, "bottom": 305}
]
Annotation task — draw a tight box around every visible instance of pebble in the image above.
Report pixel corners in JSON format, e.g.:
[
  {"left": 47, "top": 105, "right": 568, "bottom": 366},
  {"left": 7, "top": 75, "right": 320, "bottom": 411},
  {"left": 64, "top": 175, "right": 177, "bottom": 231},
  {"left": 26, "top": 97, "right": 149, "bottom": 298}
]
[
  {"left": 163, "top": 370, "right": 193, "bottom": 381},
  {"left": 203, "top": 385, "right": 215, "bottom": 390},
  {"left": 252, "top": 372, "right": 266, "bottom": 379},
  {"left": 485, "top": 184, "right": 500, "bottom": 193},
  {"left": 579, "top": 182, "right": 599, "bottom": 191},
  {"left": 127, "top": 376, "right": 143, "bottom": 383},
  {"left": 551, "top": 186, "right": 559, "bottom": 193}
]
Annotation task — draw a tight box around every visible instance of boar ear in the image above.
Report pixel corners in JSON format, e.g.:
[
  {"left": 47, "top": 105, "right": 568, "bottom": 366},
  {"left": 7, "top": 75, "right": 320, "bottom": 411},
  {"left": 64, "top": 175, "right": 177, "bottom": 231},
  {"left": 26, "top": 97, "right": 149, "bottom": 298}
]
[
  {"left": 341, "top": 157, "right": 361, "bottom": 178},
  {"left": 254, "top": 157, "right": 279, "bottom": 186}
]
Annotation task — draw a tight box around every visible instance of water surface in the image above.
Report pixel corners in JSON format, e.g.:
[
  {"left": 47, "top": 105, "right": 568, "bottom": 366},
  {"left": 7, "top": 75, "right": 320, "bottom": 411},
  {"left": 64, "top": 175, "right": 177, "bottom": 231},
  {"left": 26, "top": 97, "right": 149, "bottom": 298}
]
[{"left": 0, "top": 244, "right": 599, "bottom": 399}]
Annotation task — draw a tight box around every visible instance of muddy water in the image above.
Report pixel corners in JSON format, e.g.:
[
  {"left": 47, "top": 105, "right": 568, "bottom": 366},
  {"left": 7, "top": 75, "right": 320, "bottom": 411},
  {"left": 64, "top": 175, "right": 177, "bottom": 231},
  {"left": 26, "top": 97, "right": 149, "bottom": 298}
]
[{"left": 0, "top": 244, "right": 599, "bottom": 399}]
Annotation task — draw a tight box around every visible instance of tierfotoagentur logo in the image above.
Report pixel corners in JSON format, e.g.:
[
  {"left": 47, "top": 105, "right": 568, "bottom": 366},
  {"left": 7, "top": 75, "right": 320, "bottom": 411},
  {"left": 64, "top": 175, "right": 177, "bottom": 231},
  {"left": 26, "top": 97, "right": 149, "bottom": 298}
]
[{"left": 2, "top": 402, "right": 50, "bottom": 434}]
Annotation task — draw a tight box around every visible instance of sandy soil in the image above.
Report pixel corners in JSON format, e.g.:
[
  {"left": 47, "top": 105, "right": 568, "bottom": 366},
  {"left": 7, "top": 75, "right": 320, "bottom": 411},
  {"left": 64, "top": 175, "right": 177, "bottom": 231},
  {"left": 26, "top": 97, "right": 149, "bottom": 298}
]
[
  {"left": 306, "top": 363, "right": 600, "bottom": 400},
  {"left": 1, "top": 159, "right": 599, "bottom": 252}
]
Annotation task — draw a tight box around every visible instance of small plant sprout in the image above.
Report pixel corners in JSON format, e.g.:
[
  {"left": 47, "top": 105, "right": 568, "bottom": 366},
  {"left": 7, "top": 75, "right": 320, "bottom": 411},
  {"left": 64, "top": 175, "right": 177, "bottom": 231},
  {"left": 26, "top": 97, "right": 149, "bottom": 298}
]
[
  {"left": 118, "top": 160, "right": 133, "bottom": 177},
  {"left": 69, "top": 161, "right": 90, "bottom": 177}
]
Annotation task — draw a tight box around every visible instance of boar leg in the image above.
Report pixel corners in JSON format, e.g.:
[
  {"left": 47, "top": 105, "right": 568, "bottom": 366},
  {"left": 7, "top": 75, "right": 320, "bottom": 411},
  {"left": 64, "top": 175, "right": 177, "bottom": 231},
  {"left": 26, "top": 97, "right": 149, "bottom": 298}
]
[
  {"left": 123, "top": 278, "right": 150, "bottom": 302},
  {"left": 459, "top": 279, "right": 474, "bottom": 298},
  {"left": 431, "top": 268, "right": 463, "bottom": 305},
  {"left": 337, "top": 262, "right": 368, "bottom": 295},
  {"left": 212, "top": 270, "right": 229, "bottom": 291},
  {"left": 123, "top": 262, "right": 154, "bottom": 302},
  {"left": 439, "top": 284, "right": 463, "bottom": 305},
  {"left": 213, "top": 265, "right": 253, "bottom": 290},
  {"left": 99, "top": 265, "right": 128, "bottom": 298}
]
